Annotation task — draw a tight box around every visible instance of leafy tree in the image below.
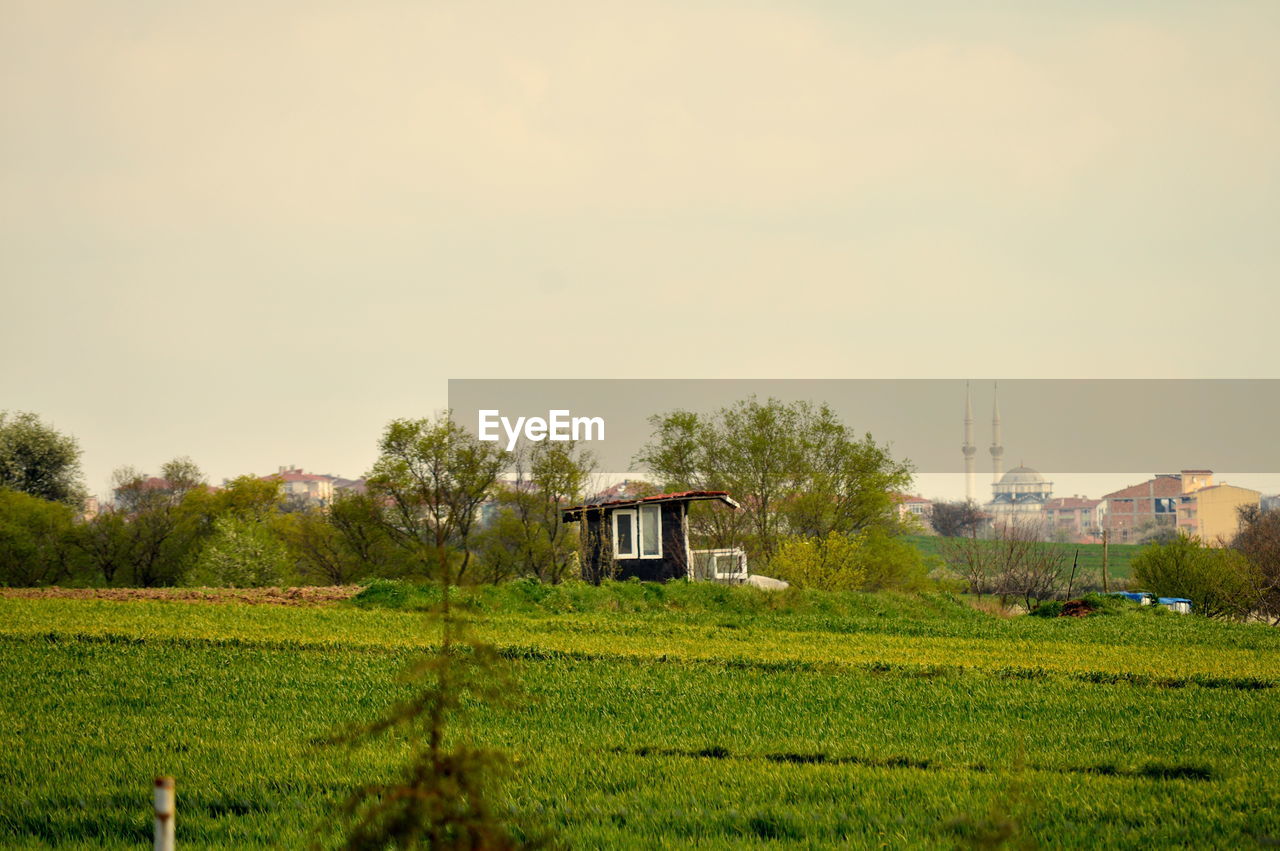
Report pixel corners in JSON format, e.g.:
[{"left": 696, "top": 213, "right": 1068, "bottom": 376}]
[
  {"left": 857, "top": 526, "right": 935, "bottom": 592},
  {"left": 929, "top": 500, "right": 986, "bottom": 538},
  {"left": 1132, "top": 533, "right": 1255, "bottom": 619},
  {"left": 475, "top": 440, "right": 593, "bottom": 584},
  {"left": 367, "top": 414, "right": 509, "bottom": 583},
  {"left": 74, "top": 509, "right": 133, "bottom": 586},
  {"left": 0, "top": 411, "right": 84, "bottom": 506},
  {"left": 0, "top": 489, "right": 79, "bottom": 586},
  {"left": 109, "top": 458, "right": 209, "bottom": 586},
  {"left": 277, "top": 492, "right": 411, "bottom": 585},
  {"left": 636, "top": 397, "right": 913, "bottom": 565},
  {"left": 200, "top": 474, "right": 284, "bottom": 522},
  {"left": 187, "top": 515, "right": 292, "bottom": 587},
  {"left": 325, "top": 456, "right": 541, "bottom": 849}
]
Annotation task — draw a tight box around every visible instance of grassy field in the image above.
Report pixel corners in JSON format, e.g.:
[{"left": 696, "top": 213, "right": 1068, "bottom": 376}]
[
  {"left": 2, "top": 582, "right": 1278, "bottom": 848},
  {"left": 905, "top": 535, "right": 1143, "bottom": 582}
]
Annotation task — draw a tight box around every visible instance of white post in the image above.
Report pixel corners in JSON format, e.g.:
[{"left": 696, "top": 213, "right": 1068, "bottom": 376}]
[{"left": 153, "top": 776, "right": 175, "bottom": 851}]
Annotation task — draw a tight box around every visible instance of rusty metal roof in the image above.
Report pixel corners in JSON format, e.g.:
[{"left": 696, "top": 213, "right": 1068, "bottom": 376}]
[{"left": 561, "top": 490, "right": 739, "bottom": 520}]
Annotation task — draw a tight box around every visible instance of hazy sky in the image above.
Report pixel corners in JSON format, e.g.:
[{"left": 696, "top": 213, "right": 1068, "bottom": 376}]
[{"left": 3, "top": 1, "right": 1278, "bottom": 499}]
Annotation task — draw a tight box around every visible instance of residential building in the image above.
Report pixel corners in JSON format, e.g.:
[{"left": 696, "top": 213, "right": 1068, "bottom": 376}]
[
  {"left": 261, "top": 466, "right": 336, "bottom": 506},
  {"left": 1177, "top": 482, "right": 1261, "bottom": 544},
  {"left": 1100, "top": 474, "right": 1184, "bottom": 543},
  {"left": 1043, "top": 496, "right": 1102, "bottom": 542},
  {"left": 895, "top": 494, "right": 933, "bottom": 527}
]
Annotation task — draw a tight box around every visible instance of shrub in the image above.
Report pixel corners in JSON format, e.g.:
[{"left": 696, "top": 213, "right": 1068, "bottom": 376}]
[
  {"left": 857, "top": 526, "right": 934, "bottom": 592},
  {"left": 1131, "top": 534, "right": 1255, "bottom": 619},
  {"left": 771, "top": 529, "right": 935, "bottom": 593},
  {"left": 770, "top": 532, "right": 867, "bottom": 592},
  {"left": 1028, "top": 601, "right": 1063, "bottom": 618}
]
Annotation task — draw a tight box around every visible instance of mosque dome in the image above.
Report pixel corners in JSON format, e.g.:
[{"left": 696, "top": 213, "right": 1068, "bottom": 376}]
[{"left": 1000, "top": 466, "right": 1045, "bottom": 485}]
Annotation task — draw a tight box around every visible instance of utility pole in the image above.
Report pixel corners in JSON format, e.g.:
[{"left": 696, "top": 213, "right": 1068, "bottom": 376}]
[
  {"left": 1101, "top": 529, "right": 1110, "bottom": 593},
  {"left": 1067, "top": 548, "right": 1079, "bottom": 600}
]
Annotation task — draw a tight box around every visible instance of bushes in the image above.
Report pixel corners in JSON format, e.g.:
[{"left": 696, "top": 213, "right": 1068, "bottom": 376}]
[
  {"left": 771, "top": 532, "right": 867, "bottom": 591},
  {"left": 769, "top": 528, "right": 933, "bottom": 593}
]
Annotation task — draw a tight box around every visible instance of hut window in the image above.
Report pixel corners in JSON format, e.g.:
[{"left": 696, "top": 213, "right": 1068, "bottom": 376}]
[
  {"left": 639, "top": 504, "right": 662, "bottom": 558},
  {"left": 612, "top": 509, "right": 637, "bottom": 559}
]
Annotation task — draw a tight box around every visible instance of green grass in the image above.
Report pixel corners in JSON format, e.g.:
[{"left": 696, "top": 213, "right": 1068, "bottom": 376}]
[
  {"left": 2, "top": 584, "right": 1278, "bottom": 848},
  {"left": 906, "top": 534, "right": 1143, "bottom": 582}
]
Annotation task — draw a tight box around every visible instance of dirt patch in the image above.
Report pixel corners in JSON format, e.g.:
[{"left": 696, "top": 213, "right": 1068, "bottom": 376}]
[
  {"left": 1060, "top": 599, "right": 1096, "bottom": 618},
  {"left": 0, "top": 586, "right": 361, "bottom": 606}
]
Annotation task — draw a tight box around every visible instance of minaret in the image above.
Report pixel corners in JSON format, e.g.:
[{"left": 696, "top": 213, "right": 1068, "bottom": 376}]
[
  {"left": 990, "top": 381, "right": 1004, "bottom": 484},
  {"left": 962, "top": 382, "right": 976, "bottom": 502}
]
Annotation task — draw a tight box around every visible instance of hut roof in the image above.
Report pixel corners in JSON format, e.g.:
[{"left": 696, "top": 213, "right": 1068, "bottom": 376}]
[{"left": 561, "top": 490, "right": 739, "bottom": 521}]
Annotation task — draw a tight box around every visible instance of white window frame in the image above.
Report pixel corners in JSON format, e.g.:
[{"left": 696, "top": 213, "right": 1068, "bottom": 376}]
[
  {"left": 639, "top": 504, "right": 663, "bottom": 560},
  {"left": 612, "top": 509, "right": 638, "bottom": 559}
]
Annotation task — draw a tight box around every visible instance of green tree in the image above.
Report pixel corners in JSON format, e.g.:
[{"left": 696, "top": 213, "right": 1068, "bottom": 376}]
[
  {"left": 475, "top": 440, "right": 593, "bottom": 584},
  {"left": 325, "top": 421, "right": 538, "bottom": 849},
  {"left": 73, "top": 509, "right": 133, "bottom": 586},
  {"left": 770, "top": 527, "right": 933, "bottom": 593},
  {"left": 0, "top": 411, "right": 85, "bottom": 506},
  {"left": 277, "top": 492, "right": 411, "bottom": 585},
  {"left": 187, "top": 514, "right": 292, "bottom": 587},
  {"left": 636, "top": 397, "right": 913, "bottom": 565},
  {"left": 1132, "top": 534, "right": 1255, "bottom": 619},
  {"left": 109, "top": 458, "right": 209, "bottom": 586},
  {"left": 367, "top": 414, "right": 509, "bottom": 583},
  {"left": 0, "top": 489, "right": 79, "bottom": 586}
]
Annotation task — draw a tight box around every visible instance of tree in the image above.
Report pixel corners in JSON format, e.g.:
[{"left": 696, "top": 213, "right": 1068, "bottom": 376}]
[
  {"left": 326, "top": 422, "right": 538, "bottom": 849},
  {"left": 0, "top": 489, "right": 79, "bottom": 586},
  {"left": 367, "top": 414, "right": 509, "bottom": 582},
  {"left": 74, "top": 509, "right": 133, "bottom": 586},
  {"left": 0, "top": 411, "right": 84, "bottom": 506},
  {"left": 1232, "top": 505, "right": 1280, "bottom": 624},
  {"left": 635, "top": 397, "right": 913, "bottom": 565},
  {"left": 277, "top": 492, "right": 411, "bottom": 585},
  {"left": 990, "top": 521, "right": 1068, "bottom": 610},
  {"left": 939, "top": 529, "right": 992, "bottom": 597},
  {"left": 1132, "top": 533, "right": 1255, "bottom": 619},
  {"left": 941, "top": 521, "right": 1066, "bottom": 608},
  {"left": 929, "top": 500, "right": 986, "bottom": 538},
  {"left": 109, "top": 458, "right": 209, "bottom": 586},
  {"left": 474, "top": 440, "right": 594, "bottom": 584},
  {"left": 187, "top": 514, "right": 292, "bottom": 587}
]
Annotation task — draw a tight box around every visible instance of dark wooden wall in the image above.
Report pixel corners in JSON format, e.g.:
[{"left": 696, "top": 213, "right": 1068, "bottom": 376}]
[{"left": 579, "top": 502, "right": 690, "bottom": 583}]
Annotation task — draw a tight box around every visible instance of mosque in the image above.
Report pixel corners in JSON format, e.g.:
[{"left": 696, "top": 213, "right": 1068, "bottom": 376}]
[{"left": 962, "top": 383, "right": 1053, "bottom": 525}]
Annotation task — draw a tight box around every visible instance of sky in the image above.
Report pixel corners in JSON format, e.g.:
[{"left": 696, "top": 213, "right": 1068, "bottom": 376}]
[{"left": 2, "top": 1, "right": 1278, "bottom": 500}]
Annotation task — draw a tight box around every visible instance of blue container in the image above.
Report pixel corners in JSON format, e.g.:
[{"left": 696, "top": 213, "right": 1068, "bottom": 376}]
[{"left": 1157, "top": 597, "right": 1193, "bottom": 614}]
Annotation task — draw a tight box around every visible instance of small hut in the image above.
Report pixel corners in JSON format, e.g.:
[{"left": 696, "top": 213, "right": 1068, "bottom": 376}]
[{"left": 561, "top": 490, "right": 739, "bottom": 583}]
